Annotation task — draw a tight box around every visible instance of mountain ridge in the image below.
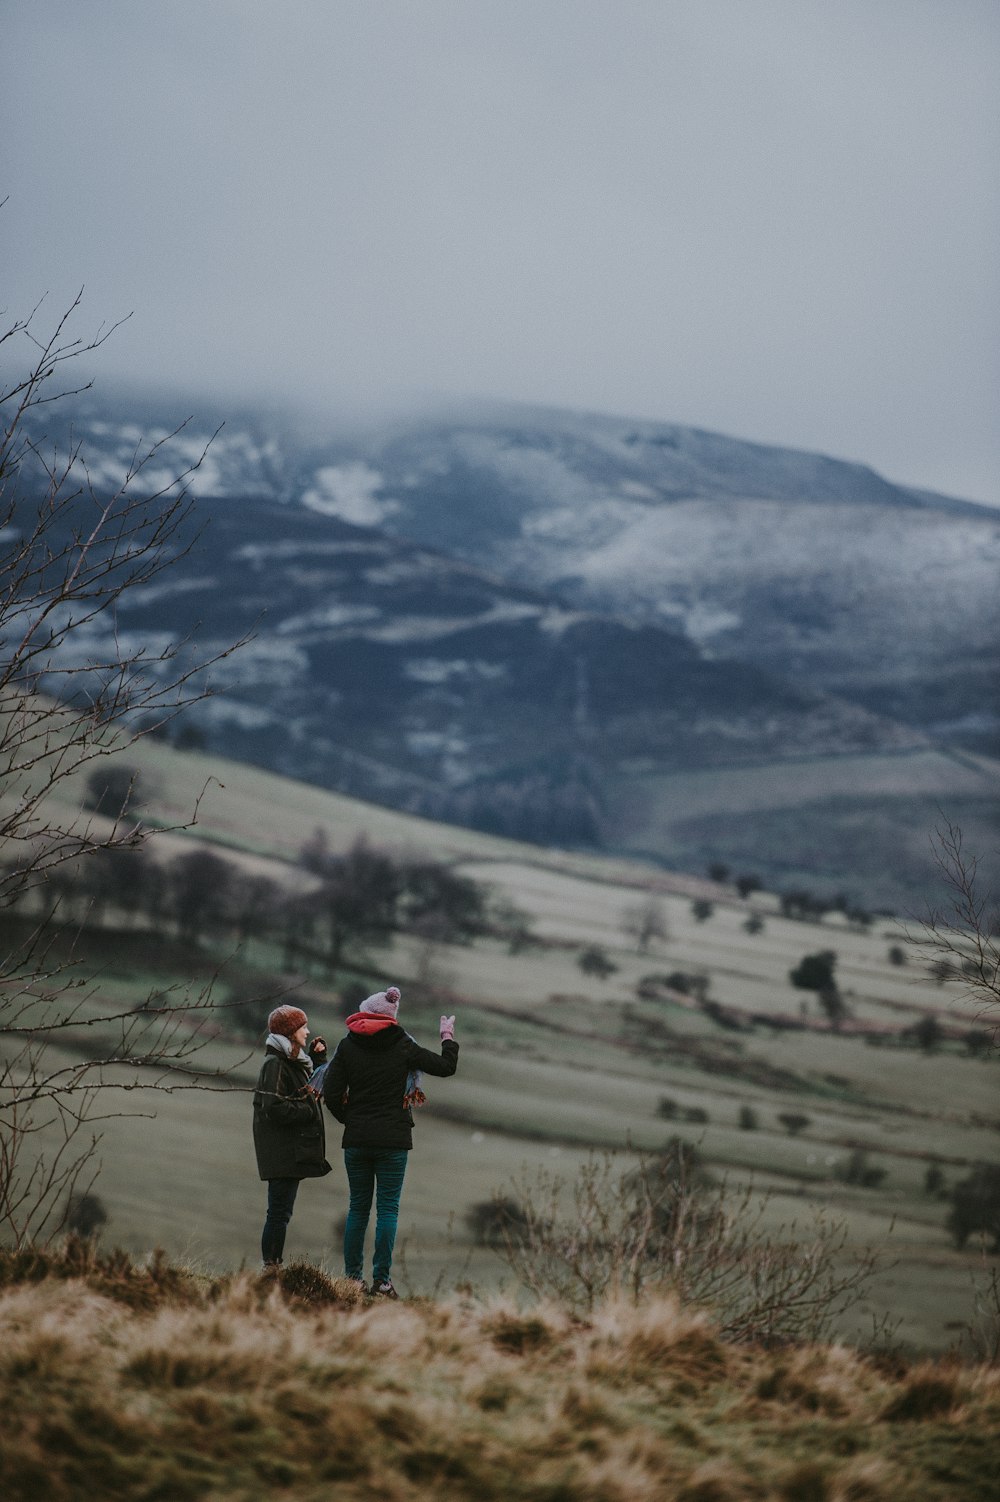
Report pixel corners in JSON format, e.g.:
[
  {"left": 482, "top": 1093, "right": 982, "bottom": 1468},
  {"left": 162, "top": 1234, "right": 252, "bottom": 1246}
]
[{"left": 16, "top": 388, "right": 999, "bottom": 905}]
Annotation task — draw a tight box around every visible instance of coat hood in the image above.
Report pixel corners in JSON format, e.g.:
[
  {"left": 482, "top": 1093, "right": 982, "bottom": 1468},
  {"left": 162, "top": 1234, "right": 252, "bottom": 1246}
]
[{"left": 344, "top": 1015, "right": 404, "bottom": 1050}]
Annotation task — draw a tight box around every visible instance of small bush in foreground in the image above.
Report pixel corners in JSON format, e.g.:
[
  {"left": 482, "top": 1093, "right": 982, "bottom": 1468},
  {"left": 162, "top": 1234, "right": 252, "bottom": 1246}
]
[{"left": 490, "top": 1148, "right": 886, "bottom": 1342}]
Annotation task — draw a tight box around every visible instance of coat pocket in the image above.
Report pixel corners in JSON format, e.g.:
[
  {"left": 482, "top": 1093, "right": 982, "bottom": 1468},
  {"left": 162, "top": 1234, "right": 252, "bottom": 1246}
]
[{"left": 294, "top": 1134, "right": 323, "bottom": 1162}]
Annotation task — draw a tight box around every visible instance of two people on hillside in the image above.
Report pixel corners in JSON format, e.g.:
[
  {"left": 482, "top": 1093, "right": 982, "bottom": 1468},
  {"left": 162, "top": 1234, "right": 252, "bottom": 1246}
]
[{"left": 252, "top": 987, "right": 458, "bottom": 1295}]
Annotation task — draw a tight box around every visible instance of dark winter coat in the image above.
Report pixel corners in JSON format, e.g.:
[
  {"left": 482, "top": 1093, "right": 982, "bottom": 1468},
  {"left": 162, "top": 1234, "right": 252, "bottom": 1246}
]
[
  {"left": 323, "top": 1025, "right": 459, "bottom": 1150},
  {"left": 252, "top": 1045, "right": 332, "bottom": 1181}
]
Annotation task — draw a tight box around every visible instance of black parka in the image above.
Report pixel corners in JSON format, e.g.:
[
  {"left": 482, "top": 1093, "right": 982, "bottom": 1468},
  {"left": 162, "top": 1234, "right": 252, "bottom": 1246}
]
[
  {"left": 252, "top": 1045, "right": 332, "bottom": 1181},
  {"left": 323, "top": 1025, "right": 459, "bottom": 1150}
]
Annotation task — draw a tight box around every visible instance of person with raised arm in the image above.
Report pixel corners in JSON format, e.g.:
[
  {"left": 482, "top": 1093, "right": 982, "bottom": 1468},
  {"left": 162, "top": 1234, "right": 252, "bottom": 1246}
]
[{"left": 323, "top": 986, "right": 458, "bottom": 1297}]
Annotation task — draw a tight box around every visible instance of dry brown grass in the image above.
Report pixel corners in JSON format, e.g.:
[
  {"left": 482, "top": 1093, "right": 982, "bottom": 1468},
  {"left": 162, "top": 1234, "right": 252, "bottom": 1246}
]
[{"left": 1, "top": 1247, "right": 999, "bottom": 1501}]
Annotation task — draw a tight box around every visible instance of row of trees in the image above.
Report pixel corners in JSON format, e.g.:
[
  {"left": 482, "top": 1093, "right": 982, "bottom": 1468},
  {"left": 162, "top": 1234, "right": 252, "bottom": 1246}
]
[{"left": 4, "top": 829, "right": 527, "bottom": 982}]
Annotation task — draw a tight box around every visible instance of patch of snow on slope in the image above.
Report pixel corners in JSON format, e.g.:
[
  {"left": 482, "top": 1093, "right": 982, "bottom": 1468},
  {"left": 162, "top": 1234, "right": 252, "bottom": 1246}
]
[
  {"left": 276, "top": 604, "right": 380, "bottom": 634},
  {"left": 405, "top": 658, "right": 507, "bottom": 683},
  {"left": 368, "top": 600, "right": 540, "bottom": 644},
  {"left": 302, "top": 463, "right": 398, "bottom": 525},
  {"left": 218, "top": 637, "right": 309, "bottom": 683},
  {"left": 235, "top": 540, "right": 391, "bottom": 564},
  {"left": 451, "top": 435, "right": 599, "bottom": 512},
  {"left": 522, "top": 496, "right": 637, "bottom": 547},
  {"left": 538, "top": 607, "right": 591, "bottom": 635},
  {"left": 125, "top": 578, "right": 218, "bottom": 607}
]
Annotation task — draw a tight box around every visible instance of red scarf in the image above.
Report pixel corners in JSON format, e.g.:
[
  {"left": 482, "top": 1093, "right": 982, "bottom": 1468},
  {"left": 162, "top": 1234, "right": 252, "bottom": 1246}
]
[{"left": 345, "top": 1012, "right": 395, "bottom": 1035}]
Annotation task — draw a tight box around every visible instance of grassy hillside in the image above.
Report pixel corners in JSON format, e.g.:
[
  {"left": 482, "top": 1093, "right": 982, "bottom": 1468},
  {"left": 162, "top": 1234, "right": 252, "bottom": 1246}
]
[
  {"left": 3, "top": 734, "right": 997, "bottom": 1352},
  {"left": 1, "top": 1243, "right": 999, "bottom": 1502}
]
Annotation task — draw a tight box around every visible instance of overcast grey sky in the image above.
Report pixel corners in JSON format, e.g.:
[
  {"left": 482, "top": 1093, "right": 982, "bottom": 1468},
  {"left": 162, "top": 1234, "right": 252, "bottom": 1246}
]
[{"left": 4, "top": 0, "right": 998, "bottom": 502}]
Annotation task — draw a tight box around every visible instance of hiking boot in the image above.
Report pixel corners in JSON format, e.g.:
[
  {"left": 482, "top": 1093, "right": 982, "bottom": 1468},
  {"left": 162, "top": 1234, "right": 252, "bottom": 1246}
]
[{"left": 371, "top": 1279, "right": 398, "bottom": 1299}]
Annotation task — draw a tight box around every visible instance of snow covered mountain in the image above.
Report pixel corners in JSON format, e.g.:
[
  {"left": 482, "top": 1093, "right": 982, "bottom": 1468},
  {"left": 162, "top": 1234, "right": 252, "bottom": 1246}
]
[
  {"left": 288, "top": 402, "right": 1000, "bottom": 754},
  {"left": 18, "top": 392, "right": 1000, "bottom": 905}
]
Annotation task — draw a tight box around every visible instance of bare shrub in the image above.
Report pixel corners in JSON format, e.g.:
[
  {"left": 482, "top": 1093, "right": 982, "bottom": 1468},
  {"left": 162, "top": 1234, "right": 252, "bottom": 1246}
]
[
  {"left": 962, "top": 1258, "right": 1000, "bottom": 1365},
  {"left": 777, "top": 1112, "right": 811, "bottom": 1137},
  {"left": 65, "top": 1190, "right": 108, "bottom": 1238},
  {"left": 490, "top": 1148, "right": 885, "bottom": 1341}
]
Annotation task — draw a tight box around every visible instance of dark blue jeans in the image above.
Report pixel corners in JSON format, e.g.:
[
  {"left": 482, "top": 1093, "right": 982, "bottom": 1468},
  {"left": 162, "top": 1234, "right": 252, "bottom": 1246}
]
[
  {"left": 343, "top": 1147, "right": 409, "bottom": 1284},
  {"left": 261, "top": 1177, "right": 299, "bottom": 1264}
]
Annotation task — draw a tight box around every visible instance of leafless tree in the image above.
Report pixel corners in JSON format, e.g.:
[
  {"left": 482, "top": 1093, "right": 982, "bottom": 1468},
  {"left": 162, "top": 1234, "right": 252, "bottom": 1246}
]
[
  {"left": 0, "top": 290, "right": 247, "bottom": 1247},
  {"left": 912, "top": 822, "right": 999, "bottom": 1042},
  {"left": 621, "top": 896, "right": 670, "bottom": 952}
]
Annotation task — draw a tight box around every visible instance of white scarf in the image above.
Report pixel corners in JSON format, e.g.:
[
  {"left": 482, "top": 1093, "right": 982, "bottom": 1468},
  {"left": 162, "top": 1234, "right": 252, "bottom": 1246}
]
[{"left": 266, "top": 1033, "right": 313, "bottom": 1073}]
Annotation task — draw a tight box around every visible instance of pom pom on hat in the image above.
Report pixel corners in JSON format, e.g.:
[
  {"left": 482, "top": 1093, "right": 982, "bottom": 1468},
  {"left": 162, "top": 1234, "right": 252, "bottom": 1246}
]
[
  {"left": 268, "top": 1004, "right": 308, "bottom": 1038},
  {"left": 360, "top": 986, "right": 401, "bottom": 1018}
]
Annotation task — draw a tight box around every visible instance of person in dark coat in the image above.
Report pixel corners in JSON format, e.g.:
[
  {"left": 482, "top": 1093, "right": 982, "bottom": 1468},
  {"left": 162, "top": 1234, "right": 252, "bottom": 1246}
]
[
  {"left": 253, "top": 1003, "right": 331, "bottom": 1267},
  {"left": 323, "top": 985, "right": 458, "bottom": 1297}
]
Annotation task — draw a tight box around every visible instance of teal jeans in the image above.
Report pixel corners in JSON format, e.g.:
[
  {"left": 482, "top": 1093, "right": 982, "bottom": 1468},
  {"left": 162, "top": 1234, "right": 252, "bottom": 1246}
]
[{"left": 343, "top": 1147, "right": 409, "bottom": 1284}]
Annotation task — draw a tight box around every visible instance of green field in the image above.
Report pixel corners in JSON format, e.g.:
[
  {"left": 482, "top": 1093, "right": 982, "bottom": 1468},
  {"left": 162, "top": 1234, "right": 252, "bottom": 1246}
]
[{"left": 4, "top": 736, "right": 997, "bottom": 1352}]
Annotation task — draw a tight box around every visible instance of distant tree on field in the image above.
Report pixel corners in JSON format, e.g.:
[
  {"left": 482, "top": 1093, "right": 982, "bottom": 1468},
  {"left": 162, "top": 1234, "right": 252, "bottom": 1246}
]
[
  {"left": 298, "top": 826, "right": 332, "bottom": 875},
  {"left": 910, "top": 1014, "right": 943, "bottom": 1052},
  {"left": 83, "top": 765, "right": 147, "bottom": 821},
  {"left": 488, "top": 896, "right": 536, "bottom": 954},
  {"left": 664, "top": 971, "right": 712, "bottom": 1004},
  {"left": 691, "top": 899, "right": 714, "bottom": 924},
  {"left": 738, "top": 1105, "right": 759, "bottom": 1130},
  {"left": 707, "top": 862, "right": 730, "bottom": 884},
  {"left": 736, "top": 874, "right": 763, "bottom": 899},
  {"left": 319, "top": 838, "right": 401, "bottom": 972},
  {"left": 170, "top": 848, "right": 235, "bottom": 943},
  {"left": 65, "top": 1192, "right": 109, "bottom": 1238},
  {"left": 837, "top": 1149, "right": 887, "bottom": 1189},
  {"left": 577, "top": 944, "right": 618, "bottom": 979},
  {"left": 963, "top": 1029, "right": 992, "bottom": 1057},
  {"left": 743, "top": 913, "right": 765, "bottom": 936},
  {"left": 466, "top": 1197, "right": 531, "bottom": 1247},
  {"left": 945, "top": 1164, "right": 1000, "bottom": 1250},
  {"left": 777, "top": 1112, "right": 810, "bottom": 1137},
  {"left": 400, "top": 861, "right": 488, "bottom": 944},
  {"left": 923, "top": 1163, "right": 946, "bottom": 1197},
  {"left": 817, "top": 983, "right": 850, "bottom": 1030},
  {"left": 887, "top": 944, "right": 907, "bottom": 966},
  {"left": 621, "top": 898, "right": 669, "bottom": 952},
  {"left": 790, "top": 950, "right": 837, "bottom": 993}
]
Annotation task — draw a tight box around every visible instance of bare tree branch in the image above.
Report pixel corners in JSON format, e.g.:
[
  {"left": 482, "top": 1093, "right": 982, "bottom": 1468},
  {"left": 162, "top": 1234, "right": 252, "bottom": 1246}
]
[{"left": 0, "top": 290, "right": 250, "bottom": 1247}]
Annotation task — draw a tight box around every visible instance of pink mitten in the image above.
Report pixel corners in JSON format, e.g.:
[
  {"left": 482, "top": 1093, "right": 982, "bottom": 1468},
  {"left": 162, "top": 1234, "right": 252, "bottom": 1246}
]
[{"left": 440, "top": 1014, "right": 456, "bottom": 1041}]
